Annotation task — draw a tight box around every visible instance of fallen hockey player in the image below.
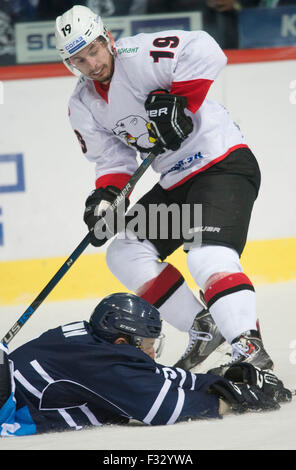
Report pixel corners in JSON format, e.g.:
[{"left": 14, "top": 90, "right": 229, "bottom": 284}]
[{"left": 55, "top": 5, "right": 274, "bottom": 374}]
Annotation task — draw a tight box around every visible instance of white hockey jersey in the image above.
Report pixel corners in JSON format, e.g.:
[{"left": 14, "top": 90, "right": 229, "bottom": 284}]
[{"left": 68, "top": 30, "right": 248, "bottom": 191}]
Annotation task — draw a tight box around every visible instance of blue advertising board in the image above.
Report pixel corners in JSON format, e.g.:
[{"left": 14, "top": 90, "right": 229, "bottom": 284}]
[
  {"left": 15, "top": 12, "right": 202, "bottom": 64},
  {"left": 131, "top": 16, "right": 190, "bottom": 36},
  {"left": 239, "top": 6, "right": 296, "bottom": 48}
]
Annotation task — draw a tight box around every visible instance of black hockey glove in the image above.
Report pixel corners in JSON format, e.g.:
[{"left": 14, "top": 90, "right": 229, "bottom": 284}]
[
  {"left": 224, "top": 363, "right": 292, "bottom": 404},
  {"left": 145, "top": 90, "right": 193, "bottom": 151},
  {"left": 83, "top": 186, "right": 130, "bottom": 247},
  {"left": 209, "top": 377, "right": 280, "bottom": 414}
]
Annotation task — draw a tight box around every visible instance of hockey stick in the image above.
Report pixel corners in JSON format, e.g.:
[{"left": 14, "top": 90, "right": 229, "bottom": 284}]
[{"left": 1, "top": 145, "right": 162, "bottom": 346}]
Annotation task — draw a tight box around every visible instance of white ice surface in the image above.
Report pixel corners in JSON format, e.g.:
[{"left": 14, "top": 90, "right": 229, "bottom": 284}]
[{"left": 0, "top": 282, "right": 295, "bottom": 450}]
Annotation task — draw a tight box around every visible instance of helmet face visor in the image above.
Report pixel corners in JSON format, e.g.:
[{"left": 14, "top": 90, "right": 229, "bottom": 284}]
[{"left": 154, "top": 333, "right": 165, "bottom": 359}]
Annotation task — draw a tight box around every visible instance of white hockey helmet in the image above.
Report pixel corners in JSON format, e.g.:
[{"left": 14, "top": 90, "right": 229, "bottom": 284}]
[{"left": 55, "top": 5, "right": 110, "bottom": 75}]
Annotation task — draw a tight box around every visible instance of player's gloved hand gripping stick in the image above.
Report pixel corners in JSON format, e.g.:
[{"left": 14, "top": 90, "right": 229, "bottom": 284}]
[
  {"left": 84, "top": 185, "right": 131, "bottom": 247},
  {"left": 1, "top": 144, "right": 163, "bottom": 346}
]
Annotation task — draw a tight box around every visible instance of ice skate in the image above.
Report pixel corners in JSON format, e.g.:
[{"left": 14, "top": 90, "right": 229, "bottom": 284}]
[
  {"left": 174, "top": 308, "right": 226, "bottom": 371},
  {"left": 208, "top": 329, "right": 274, "bottom": 376}
]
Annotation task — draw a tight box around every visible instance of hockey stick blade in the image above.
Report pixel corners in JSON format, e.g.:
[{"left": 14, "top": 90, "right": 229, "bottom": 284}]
[{"left": 1, "top": 145, "right": 162, "bottom": 346}]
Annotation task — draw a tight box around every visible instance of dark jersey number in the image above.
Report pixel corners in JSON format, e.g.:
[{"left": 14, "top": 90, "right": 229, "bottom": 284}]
[
  {"left": 74, "top": 130, "right": 87, "bottom": 154},
  {"left": 152, "top": 36, "right": 179, "bottom": 48},
  {"left": 150, "top": 36, "right": 180, "bottom": 63}
]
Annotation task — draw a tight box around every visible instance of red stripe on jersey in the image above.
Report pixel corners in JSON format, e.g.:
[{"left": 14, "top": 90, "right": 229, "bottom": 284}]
[
  {"left": 170, "top": 79, "right": 213, "bottom": 113},
  {"left": 204, "top": 272, "right": 254, "bottom": 306},
  {"left": 96, "top": 173, "right": 131, "bottom": 191},
  {"left": 93, "top": 81, "right": 110, "bottom": 103},
  {"left": 166, "top": 144, "right": 249, "bottom": 191},
  {"left": 138, "top": 264, "right": 183, "bottom": 307}
]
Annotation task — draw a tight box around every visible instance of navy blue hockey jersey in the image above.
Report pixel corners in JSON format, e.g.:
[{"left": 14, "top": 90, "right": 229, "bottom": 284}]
[{"left": 1, "top": 321, "right": 222, "bottom": 436}]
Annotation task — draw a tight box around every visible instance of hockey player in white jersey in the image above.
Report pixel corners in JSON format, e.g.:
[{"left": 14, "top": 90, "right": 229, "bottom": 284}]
[{"left": 55, "top": 5, "right": 274, "bottom": 375}]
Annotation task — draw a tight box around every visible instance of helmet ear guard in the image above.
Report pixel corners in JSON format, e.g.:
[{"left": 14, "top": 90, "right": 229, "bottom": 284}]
[{"left": 55, "top": 5, "right": 111, "bottom": 76}]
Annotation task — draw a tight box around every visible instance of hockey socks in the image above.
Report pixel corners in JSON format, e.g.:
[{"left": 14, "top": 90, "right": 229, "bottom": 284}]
[
  {"left": 107, "top": 238, "right": 204, "bottom": 332},
  {"left": 138, "top": 263, "right": 183, "bottom": 308},
  {"left": 138, "top": 264, "right": 204, "bottom": 332},
  {"left": 204, "top": 272, "right": 257, "bottom": 344}
]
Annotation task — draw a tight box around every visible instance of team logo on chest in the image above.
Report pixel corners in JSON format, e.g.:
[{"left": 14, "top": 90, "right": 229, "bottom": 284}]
[{"left": 112, "top": 115, "right": 156, "bottom": 152}]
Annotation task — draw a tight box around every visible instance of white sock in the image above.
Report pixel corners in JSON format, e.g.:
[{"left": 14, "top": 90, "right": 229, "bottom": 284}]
[
  {"left": 187, "top": 245, "right": 258, "bottom": 344},
  {"left": 208, "top": 290, "right": 257, "bottom": 344}
]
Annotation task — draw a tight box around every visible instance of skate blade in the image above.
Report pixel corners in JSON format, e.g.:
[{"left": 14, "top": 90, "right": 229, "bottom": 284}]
[{"left": 189, "top": 341, "right": 232, "bottom": 374}]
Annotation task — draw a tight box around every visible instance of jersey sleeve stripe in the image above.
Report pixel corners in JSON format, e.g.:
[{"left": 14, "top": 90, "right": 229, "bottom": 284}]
[
  {"left": 190, "top": 373, "right": 197, "bottom": 390},
  {"left": 63, "top": 330, "right": 88, "bottom": 337},
  {"left": 79, "top": 404, "right": 103, "bottom": 426},
  {"left": 175, "top": 367, "right": 187, "bottom": 388},
  {"left": 143, "top": 378, "right": 172, "bottom": 424},
  {"left": 30, "top": 360, "right": 55, "bottom": 384},
  {"left": 166, "top": 388, "right": 185, "bottom": 425},
  {"left": 57, "top": 409, "right": 82, "bottom": 430},
  {"left": 14, "top": 370, "right": 42, "bottom": 398},
  {"left": 62, "top": 322, "right": 86, "bottom": 332},
  {"left": 175, "top": 368, "right": 197, "bottom": 391},
  {"left": 95, "top": 172, "right": 132, "bottom": 191},
  {"left": 170, "top": 79, "right": 214, "bottom": 113}
]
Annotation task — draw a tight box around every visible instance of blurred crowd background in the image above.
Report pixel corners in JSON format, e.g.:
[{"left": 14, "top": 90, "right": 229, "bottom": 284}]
[{"left": 0, "top": 0, "right": 295, "bottom": 65}]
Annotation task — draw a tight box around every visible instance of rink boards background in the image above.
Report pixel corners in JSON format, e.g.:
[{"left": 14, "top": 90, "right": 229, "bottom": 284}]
[{"left": 0, "top": 53, "right": 295, "bottom": 306}]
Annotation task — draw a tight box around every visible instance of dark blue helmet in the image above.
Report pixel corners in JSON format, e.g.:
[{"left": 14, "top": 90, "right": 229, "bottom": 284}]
[{"left": 89, "top": 293, "right": 162, "bottom": 344}]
